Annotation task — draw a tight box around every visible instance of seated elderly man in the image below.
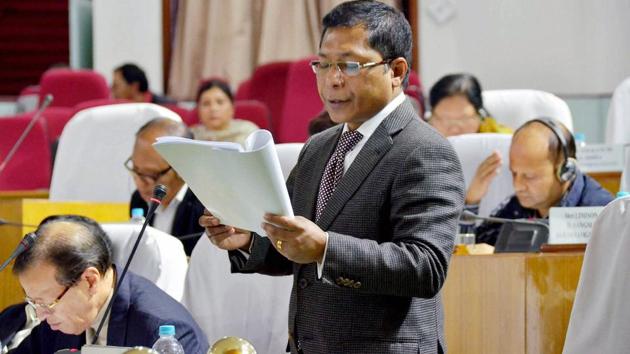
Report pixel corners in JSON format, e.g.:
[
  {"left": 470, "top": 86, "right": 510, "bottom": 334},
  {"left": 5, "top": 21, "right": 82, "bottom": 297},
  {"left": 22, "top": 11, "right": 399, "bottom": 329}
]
[
  {"left": 11, "top": 215, "right": 208, "bottom": 354},
  {"left": 474, "top": 117, "right": 613, "bottom": 245},
  {"left": 127, "top": 118, "right": 205, "bottom": 255}
]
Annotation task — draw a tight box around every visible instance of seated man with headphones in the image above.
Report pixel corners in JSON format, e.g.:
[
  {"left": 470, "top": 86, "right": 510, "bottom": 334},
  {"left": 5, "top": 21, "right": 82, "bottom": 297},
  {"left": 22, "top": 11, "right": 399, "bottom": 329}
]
[{"left": 474, "top": 117, "right": 613, "bottom": 245}]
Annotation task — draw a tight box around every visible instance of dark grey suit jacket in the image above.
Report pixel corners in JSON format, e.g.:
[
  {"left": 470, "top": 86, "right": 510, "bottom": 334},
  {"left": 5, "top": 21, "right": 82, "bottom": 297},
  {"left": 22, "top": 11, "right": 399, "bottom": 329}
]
[{"left": 230, "top": 99, "right": 464, "bottom": 354}]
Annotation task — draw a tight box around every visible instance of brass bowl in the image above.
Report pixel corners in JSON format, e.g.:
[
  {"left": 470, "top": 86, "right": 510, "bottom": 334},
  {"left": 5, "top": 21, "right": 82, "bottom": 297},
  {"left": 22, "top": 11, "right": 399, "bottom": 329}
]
[{"left": 209, "top": 336, "right": 257, "bottom": 354}]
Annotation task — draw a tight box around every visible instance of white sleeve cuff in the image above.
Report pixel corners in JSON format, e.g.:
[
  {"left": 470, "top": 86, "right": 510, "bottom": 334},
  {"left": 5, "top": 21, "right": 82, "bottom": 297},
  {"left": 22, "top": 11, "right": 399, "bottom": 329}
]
[{"left": 316, "top": 232, "right": 329, "bottom": 279}]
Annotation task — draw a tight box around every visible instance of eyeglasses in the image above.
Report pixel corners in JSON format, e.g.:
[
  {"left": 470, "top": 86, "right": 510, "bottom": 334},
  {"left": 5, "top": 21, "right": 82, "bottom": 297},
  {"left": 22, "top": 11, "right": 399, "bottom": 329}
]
[
  {"left": 124, "top": 157, "right": 172, "bottom": 184},
  {"left": 310, "top": 59, "right": 391, "bottom": 77},
  {"left": 25, "top": 285, "right": 70, "bottom": 314}
]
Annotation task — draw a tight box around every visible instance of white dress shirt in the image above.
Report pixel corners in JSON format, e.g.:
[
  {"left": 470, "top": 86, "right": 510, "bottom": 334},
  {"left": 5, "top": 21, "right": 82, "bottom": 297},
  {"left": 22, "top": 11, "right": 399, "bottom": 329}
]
[
  {"left": 152, "top": 184, "right": 188, "bottom": 233},
  {"left": 85, "top": 287, "right": 114, "bottom": 346}
]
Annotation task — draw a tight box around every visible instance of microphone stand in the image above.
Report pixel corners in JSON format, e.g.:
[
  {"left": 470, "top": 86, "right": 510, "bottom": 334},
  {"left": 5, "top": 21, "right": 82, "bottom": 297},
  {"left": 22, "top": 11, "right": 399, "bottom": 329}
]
[
  {"left": 0, "top": 94, "right": 53, "bottom": 176},
  {"left": 91, "top": 185, "right": 167, "bottom": 344}
]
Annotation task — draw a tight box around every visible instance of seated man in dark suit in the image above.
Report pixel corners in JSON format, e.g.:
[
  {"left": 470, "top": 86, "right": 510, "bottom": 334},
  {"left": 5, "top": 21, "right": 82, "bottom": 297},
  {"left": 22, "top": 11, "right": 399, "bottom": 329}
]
[
  {"left": 474, "top": 118, "right": 614, "bottom": 245},
  {"left": 10, "top": 215, "right": 208, "bottom": 354},
  {"left": 127, "top": 118, "right": 205, "bottom": 255},
  {"left": 0, "top": 302, "right": 38, "bottom": 352}
]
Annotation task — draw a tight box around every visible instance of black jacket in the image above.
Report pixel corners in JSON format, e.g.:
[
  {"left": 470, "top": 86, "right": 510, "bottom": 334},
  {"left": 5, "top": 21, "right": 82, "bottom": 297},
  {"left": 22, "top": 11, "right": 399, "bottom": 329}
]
[{"left": 130, "top": 188, "right": 205, "bottom": 255}]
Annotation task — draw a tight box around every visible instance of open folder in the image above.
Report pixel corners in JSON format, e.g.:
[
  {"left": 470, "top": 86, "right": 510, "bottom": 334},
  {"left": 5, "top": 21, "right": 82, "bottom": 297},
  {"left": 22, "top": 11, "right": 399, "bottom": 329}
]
[{"left": 153, "top": 130, "right": 293, "bottom": 236}]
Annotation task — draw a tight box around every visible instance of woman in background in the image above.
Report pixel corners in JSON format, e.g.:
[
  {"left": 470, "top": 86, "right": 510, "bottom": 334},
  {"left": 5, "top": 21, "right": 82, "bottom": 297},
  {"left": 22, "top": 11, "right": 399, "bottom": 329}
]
[
  {"left": 191, "top": 79, "right": 258, "bottom": 146},
  {"left": 426, "top": 73, "right": 512, "bottom": 206}
]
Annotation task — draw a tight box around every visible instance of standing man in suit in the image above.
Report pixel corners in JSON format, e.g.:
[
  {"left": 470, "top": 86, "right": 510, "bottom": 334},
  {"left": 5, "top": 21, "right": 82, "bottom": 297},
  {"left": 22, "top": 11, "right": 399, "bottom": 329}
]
[
  {"left": 127, "top": 118, "right": 205, "bottom": 255},
  {"left": 11, "top": 215, "right": 208, "bottom": 354},
  {"left": 202, "top": 1, "right": 464, "bottom": 353}
]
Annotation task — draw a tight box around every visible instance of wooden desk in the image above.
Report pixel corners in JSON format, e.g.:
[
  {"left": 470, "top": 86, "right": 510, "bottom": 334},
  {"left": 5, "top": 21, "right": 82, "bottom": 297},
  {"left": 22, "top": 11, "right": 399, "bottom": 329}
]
[
  {"left": 0, "top": 199, "right": 128, "bottom": 310},
  {"left": 443, "top": 252, "right": 583, "bottom": 354},
  {"left": 587, "top": 171, "right": 621, "bottom": 195}
]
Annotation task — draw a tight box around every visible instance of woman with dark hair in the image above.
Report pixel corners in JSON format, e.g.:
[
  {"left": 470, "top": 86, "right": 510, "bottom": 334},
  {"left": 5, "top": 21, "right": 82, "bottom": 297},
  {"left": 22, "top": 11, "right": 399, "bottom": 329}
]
[
  {"left": 191, "top": 79, "right": 258, "bottom": 146},
  {"left": 427, "top": 73, "right": 511, "bottom": 206}
]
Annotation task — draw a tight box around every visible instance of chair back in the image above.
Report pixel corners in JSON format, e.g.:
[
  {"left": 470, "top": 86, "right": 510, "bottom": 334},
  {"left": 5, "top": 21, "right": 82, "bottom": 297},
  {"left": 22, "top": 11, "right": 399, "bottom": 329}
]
[
  {"left": 39, "top": 68, "right": 110, "bottom": 108},
  {"left": 103, "top": 223, "right": 188, "bottom": 301},
  {"left": 483, "top": 89, "right": 573, "bottom": 131},
  {"left": 447, "top": 133, "right": 514, "bottom": 217},
  {"left": 247, "top": 61, "right": 292, "bottom": 135},
  {"left": 562, "top": 196, "right": 630, "bottom": 354},
  {"left": 279, "top": 57, "right": 323, "bottom": 143},
  {"left": 49, "top": 103, "right": 181, "bottom": 202},
  {"left": 182, "top": 235, "right": 292, "bottom": 354},
  {"left": 275, "top": 143, "right": 303, "bottom": 181},
  {"left": 605, "top": 77, "right": 630, "bottom": 145},
  {"left": 0, "top": 115, "right": 51, "bottom": 190}
]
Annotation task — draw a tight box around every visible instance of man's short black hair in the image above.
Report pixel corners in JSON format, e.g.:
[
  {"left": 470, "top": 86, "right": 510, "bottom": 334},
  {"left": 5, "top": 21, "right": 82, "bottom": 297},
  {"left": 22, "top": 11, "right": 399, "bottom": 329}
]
[
  {"left": 115, "top": 63, "right": 149, "bottom": 93},
  {"left": 320, "top": 0, "right": 412, "bottom": 86},
  {"left": 13, "top": 215, "right": 113, "bottom": 287}
]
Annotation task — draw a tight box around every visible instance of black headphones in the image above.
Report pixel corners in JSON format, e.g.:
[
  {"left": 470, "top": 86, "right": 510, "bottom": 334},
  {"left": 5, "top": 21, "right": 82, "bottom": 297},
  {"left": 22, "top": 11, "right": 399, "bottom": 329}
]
[{"left": 530, "top": 117, "right": 578, "bottom": 183}]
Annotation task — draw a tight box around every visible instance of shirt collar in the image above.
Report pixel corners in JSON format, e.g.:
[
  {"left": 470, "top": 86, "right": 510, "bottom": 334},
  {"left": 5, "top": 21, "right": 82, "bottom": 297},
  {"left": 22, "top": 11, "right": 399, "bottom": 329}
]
[{"left": 343, "top": 92, "right": 406, "bottom": 138}]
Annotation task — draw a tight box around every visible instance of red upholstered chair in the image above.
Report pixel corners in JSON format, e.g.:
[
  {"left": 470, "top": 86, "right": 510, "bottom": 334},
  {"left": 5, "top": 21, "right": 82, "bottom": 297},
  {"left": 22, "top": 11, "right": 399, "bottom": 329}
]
[
  {"left": 235, "top": 78, "right": 252, "bottom": 101},
  {"left": 159, "top": 104, "right": 192, "bottom": 124},
  {"left": 234, "top": 100, "right": 271, "bottom": 130},
  {"left": 0, "top": 115, "right": 51, "bottom": 190},
  {"left": 39, "top": 68, "right": 110, "bottom": 108},
  {"left": 188, "top": 100, "right": 271, "bottom": 131},
  {"left": 247, "top": 61, "right": 292, "bottom": 136},
  {"left": 41, "top": 107, "right": 75, "bottom": 143},
  {"left": 278, "top": 57, "right": 323, "bottom": 143}
]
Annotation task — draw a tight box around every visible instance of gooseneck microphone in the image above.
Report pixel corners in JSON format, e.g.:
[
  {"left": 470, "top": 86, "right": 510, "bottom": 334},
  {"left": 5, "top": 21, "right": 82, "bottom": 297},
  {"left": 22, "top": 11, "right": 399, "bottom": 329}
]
[
  {"left": 0, "top": 218, "right": 38, "bottom": 228},
  {"left": 0, "top": 94, "right": 53, "bottom": 176},
  {"left": 92, "top": 184, "right": 167, "bottom": 344},
  {"left": 0, "top": 232, "right": 38, "bottom": 272},
  {"left": 460, "top": 210, "right": 550, "bottom": 230}
]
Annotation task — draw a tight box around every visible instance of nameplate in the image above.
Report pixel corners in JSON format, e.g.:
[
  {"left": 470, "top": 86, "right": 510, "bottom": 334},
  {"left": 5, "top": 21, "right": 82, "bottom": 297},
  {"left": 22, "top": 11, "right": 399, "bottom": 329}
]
[
  {"left": 577, "top": 144, "right": 625, "bottom": 172},
  {"left": 548, "top": 206, "right": 605, "bottom": 244}
]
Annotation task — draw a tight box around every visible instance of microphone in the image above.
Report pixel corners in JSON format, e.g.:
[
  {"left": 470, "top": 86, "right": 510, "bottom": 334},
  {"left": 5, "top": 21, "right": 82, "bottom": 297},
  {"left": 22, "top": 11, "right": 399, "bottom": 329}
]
[
  {"left": 0, "top": 218, "right": 38, "bottom": 228},
  {"left": 0, "top": 232, "right": 38, "bottom": 272},
  {"left": 92, "top": 184, "right": 167, "bottom": 344},
  {"left": 460, "top": 210, "right": 550, "bottom": 230},
  {"left": 0, "top": 94, "right": 53, "bottom": 176}
]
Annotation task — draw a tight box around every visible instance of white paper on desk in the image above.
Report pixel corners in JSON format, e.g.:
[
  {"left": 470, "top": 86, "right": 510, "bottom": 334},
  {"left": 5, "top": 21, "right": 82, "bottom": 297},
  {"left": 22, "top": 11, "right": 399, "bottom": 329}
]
[{"left": 153, "top": 130, "right": 293, "bottom": 236}]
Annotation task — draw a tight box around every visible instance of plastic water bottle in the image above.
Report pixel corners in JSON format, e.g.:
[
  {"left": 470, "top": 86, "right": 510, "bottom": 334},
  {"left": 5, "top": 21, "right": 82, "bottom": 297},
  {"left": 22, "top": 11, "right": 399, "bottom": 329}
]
[
  {"left": 130, "top": 208, "right": 146, "bottom": 224},
  {"left": 152, "top": 325, "right": 184, "bottom": 354},
  {"left": 574, "top": 133, "right": 587, "bottom": 149},
  {"left": 616, "top": 191, "right": 629, "bottom": 199}
]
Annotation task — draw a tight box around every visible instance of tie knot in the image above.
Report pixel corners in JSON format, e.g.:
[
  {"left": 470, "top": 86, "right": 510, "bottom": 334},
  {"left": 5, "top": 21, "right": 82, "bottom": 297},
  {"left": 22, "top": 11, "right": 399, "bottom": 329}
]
[{"left": 336, "top": 130, "right": 363, "bottom": 156}]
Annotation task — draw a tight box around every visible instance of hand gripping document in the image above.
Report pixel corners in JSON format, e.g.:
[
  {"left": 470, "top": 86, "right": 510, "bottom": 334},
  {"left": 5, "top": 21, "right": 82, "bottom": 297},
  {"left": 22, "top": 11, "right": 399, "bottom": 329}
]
[{"left": 153, "top": 130, "right": 293, "bottom": 236}]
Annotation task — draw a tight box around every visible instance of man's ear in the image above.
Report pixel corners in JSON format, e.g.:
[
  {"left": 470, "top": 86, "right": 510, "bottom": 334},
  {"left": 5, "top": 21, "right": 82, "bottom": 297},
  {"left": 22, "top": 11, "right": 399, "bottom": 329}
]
[
  {"left": 389, "top": 57, "right": 408, "bottom": 89},
  {"left": 82, "top": 267, "right": 102, "bottom": 295},
  {"left": 130, "top": 81, "right": 141, "bottom": 94}
]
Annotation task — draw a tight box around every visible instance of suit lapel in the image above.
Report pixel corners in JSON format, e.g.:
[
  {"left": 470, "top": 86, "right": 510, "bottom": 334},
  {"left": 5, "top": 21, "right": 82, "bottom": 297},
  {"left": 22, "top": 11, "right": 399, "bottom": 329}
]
[
  {"left": 106, "top": 265, "right": 130, "bottom": 346},
  {"left": 316, "top": 100, "right": 415, "bottom": 230}
]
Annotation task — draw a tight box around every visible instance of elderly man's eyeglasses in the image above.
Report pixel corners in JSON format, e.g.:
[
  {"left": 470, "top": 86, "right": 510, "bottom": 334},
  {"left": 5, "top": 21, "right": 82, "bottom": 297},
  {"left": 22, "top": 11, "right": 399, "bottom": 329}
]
[
  {"left": 25, "top": 285, "right": 70, "bottom": 314},
  {"left": 310, "top": 60, "right": 391, "bottom": 77},
  {"left": 124, "top": 157, "right": 172, "bottom": 184}
]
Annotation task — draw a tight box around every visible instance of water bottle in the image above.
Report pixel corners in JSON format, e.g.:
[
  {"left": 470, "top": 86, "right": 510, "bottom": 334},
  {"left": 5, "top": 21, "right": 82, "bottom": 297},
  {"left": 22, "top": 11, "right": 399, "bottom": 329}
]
[
  {"left": 130, "top": 208, "right": 146, "bottom": 224},
  {"left": 616, "top": 191, "right": 629, "bottom": 199},
  {"left": 574, "top": 133, "right": 587, "bottom": 149},
  {"left": 152, "top": 325, "right": 184, "bottom": 354}
]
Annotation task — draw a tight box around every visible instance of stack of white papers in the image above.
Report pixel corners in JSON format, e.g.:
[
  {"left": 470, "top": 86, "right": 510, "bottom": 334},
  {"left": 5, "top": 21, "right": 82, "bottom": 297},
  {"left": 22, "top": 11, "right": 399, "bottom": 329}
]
[{"left": 153, "top": 130, "right": 293, "bottom": 236}]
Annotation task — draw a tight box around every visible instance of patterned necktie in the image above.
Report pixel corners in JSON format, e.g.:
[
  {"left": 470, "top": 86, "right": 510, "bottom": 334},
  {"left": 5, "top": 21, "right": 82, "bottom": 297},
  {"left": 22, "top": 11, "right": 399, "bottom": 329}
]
[{"left": 315, "top": 130, "right": 363, "bottom": 221}]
